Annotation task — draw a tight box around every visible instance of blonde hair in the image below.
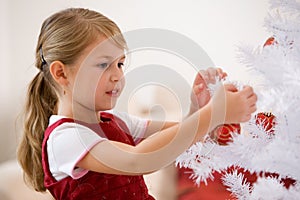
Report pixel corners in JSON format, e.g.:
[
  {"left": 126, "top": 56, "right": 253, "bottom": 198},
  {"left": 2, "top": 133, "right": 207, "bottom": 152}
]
[{"left": 17, "top": 8, "right": 126, "bottom": 192}]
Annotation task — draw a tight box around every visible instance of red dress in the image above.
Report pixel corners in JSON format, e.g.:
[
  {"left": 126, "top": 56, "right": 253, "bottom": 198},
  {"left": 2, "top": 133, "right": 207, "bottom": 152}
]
[{"left": 42, "top": 112, "right": 155, "bottom": 200}]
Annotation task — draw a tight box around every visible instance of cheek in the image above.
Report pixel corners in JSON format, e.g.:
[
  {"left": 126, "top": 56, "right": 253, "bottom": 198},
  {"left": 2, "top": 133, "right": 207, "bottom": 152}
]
[
  {"left": 120, "top": 78, "right": 126, "bottom": 90},
  {"left": 94, "top": 76, "right": 110, "bottom": 100},
  {"left": 73, "top": 71, "right": 102, "bottom": 101},
  {"left": 89, "top": 75, "right": 105, "bottom": 100}
]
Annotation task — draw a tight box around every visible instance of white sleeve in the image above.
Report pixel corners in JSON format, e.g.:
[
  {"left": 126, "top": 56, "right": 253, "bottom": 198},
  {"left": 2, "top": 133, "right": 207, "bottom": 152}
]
[
  {"left": 47, "top": 122, "right": 107, "bottom": 181},
  {"left": 107, "top": 110, "right": 149, "bottom": 144}
]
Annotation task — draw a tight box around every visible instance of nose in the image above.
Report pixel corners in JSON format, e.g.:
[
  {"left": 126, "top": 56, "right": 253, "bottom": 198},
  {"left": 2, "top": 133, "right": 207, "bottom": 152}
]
[{"left": 110, "top": 64, "right": 123, "bottom": 82}]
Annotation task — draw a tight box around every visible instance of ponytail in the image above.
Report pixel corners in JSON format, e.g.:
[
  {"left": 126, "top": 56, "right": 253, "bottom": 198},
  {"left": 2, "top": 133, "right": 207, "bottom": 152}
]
[{"left": 17, "top": 71, "right": 57, "bottom": 192}]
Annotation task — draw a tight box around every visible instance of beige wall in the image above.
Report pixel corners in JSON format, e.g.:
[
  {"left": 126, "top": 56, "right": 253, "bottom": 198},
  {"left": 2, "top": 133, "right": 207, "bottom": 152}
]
[{"left": 0, "top": 0, "right": 270, "bottom": 163}]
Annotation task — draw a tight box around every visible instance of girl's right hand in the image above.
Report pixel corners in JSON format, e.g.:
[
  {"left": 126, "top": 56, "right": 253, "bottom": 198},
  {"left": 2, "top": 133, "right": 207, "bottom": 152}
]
[{"left": 210, "top": 84, "right": 257, "bottom": 126}]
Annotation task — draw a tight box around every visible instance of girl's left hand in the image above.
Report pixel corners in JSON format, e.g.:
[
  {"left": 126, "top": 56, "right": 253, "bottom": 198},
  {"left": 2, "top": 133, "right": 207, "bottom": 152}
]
[{"left": 190, "top": 67, "right": 227, "bottom": 113}]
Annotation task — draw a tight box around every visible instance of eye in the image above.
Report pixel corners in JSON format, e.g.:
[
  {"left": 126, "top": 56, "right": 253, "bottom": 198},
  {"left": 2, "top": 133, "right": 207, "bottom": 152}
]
[
  {"left": 97, "top": 63, "right": 109, "bottom": 69},
  {"left": 118, "top": 62, "right": 124, "bottom": 68}
]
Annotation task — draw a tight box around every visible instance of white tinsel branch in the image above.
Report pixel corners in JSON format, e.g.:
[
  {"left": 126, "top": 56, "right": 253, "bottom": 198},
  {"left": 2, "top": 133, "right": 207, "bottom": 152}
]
[
  {"left": 249, "top": 177, "right": 300, "bottom": 200},
  {"left": 176, "top": 140, "right": 232, "bottom": 186},
  {"left": 264, "top": 11, "right": 300, "bottom": 38},
  {"left": 176, "top": 1, "right": 300, "bottom": 197},
  {"left": 222, "top": 170, "right": 251, "bottom": 200},
  {"left": 251, "top": 133, "right": 300, "bottom": 181},
  {"left": 250, "top": 177, "right": 286, "bottom": 200},
  {"left": 270, "top": 0, "right": 300, "bottom": 14}
]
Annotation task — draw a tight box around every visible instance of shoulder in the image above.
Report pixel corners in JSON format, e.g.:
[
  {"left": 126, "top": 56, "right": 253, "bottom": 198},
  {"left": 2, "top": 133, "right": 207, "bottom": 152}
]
[
  {"left": 46, "top": 115, "right": 107, "bottom": 147},
  {"left": 45, "top": 115, "right": 107, "bottom": 181},
  {"left": 47, "top": 115, "right": 93, "bottom": 136}
]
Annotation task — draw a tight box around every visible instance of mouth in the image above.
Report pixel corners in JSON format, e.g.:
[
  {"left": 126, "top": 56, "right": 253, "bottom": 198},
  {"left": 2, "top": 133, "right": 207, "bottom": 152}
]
[{"left": 106, "top": 89, "right": 120, "bottom": 97}]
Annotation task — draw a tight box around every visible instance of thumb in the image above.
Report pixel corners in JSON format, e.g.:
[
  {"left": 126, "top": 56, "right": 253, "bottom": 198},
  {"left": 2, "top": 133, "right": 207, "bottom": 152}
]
[{"left": 224, "top": 84, "right": 238, "bottom": 92}]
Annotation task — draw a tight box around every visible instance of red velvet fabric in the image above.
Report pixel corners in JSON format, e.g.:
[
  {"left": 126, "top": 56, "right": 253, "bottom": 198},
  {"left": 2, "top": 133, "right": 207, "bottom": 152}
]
[
  {"left": 177, "top": 167, "right": 234, "bottom": 200},
  {"left": 42, "top": 112, "right": 155, "bottom": 200},
  {"left": 177, "top": 167, "right": 295, "bottom": 200}
]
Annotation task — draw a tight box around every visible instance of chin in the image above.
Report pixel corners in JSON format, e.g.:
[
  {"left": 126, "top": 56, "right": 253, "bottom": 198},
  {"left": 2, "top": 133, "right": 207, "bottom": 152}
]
[{"left": 96, "top": 103, "right": 116, "bottom": 111}]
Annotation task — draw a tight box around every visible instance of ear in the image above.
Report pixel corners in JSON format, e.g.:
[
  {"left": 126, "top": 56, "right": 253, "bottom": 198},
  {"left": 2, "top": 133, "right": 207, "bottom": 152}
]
[{"left": 49, "top": 61, "right": 69, "bottom": 86}]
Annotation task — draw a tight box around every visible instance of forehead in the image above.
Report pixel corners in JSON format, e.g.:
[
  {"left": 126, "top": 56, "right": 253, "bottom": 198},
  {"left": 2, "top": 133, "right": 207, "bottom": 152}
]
[{"left": 85, "top": 36, "right": 125, "bottom": 60}]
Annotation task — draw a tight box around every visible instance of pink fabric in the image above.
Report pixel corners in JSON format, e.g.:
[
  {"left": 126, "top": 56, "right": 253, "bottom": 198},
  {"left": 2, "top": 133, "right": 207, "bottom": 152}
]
[{"left": 42, "top": 112, "right": 155, "bottom": 200}]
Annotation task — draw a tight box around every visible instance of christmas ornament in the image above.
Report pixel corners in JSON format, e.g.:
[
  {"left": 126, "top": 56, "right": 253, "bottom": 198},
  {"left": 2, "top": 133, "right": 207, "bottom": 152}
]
[
  {"left": 263, "top": 36, "right": 293, "bottom": 49},
  {"left": 209, "top": 124, "right": 241, "bottom": 145},
  {"left": 255, "top": 112, "right": 276, "bottom": 134},
  {"left": 263, "top": 36, "right": 277, "bottom": 47}
]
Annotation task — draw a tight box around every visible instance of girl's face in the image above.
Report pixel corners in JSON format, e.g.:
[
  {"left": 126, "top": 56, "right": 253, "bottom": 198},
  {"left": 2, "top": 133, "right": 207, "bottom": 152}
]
[{"left": 69, "top": 35, "right": 126, "bottom": 114}]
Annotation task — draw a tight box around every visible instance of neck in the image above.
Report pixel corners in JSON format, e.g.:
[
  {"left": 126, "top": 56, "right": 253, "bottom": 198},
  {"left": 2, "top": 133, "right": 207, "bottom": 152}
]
[{"left": 57, "top": 97, "right": 101, "bottom": 124}]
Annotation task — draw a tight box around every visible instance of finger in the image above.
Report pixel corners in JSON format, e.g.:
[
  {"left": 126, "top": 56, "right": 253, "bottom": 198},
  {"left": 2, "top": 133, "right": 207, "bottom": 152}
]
[
  {"left": 220, "top": 71, "right": 228, "bottom": 79},
  {"left": 247, "top": 93, "right": 258, "bottom": 104},
  {"left": 207, "top": 67, "right": 218, "bottom": 77},
  {"left": 242, "top": 114, "right": 252, "bottom": 122},
  {"left": 194, "top": 70, "right": 208, "bottom": 85},
  {"left": 216, "top": 67, "right": 226, "bottom": 76},
  {"left": 193, "top": 83, "right": 205, "bottom": 94},
  {"left": 207, "top": 68, "right": 219, "bottom": 83},
  {"left": 249, "top": 104, "right": 257, "bottom": 114},
  {"left": 216, "top": 68, "right": 227, "bottom": 79},
  {"left": 216, "top": 68, "right": 223, "bottom": 74},
  {"left": 241, "top": 86, "right": 254, "bottom": 97},
  {"left": 200, "top": 70, "right": 209, "bottom": 82}
]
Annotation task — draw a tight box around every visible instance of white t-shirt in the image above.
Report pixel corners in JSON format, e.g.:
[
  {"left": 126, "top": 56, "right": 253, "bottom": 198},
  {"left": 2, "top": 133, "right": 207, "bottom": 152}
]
[{"left": 46, "top": 110, "right": 148, "bottom": 181}]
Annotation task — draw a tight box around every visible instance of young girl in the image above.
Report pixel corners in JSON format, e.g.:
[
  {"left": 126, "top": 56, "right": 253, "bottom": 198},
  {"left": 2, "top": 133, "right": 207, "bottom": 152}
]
[{"left": 17, "top": 8, "right": 257, "bottom": 200}]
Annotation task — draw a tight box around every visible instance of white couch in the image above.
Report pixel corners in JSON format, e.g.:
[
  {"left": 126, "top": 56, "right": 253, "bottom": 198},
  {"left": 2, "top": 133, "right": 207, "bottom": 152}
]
[{"left": 0, "top": 160, "right": 54, "bottom": 200}]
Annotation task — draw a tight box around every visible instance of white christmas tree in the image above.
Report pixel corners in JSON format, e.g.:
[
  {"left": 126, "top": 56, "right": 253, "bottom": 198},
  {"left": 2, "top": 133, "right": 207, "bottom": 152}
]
[{"left": 176, "top": 0, "right": 300, "bottom": 199}]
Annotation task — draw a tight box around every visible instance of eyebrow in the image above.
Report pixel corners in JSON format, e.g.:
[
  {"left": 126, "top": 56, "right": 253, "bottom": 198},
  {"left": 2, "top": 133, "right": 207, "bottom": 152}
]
[{"left": 97, "top": 55, "right": 126, "bottom": 60}]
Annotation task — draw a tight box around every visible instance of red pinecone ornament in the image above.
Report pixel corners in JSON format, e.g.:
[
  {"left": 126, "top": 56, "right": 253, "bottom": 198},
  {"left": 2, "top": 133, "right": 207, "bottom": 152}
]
[
  {"left": 209, "top": 124, "right": 241, "bottom": 145},
  {"left": 263, "top": 36, "right": 277, "bottom": 47},
  {"left": 255, "top": 112, "right": 276, "bottom": 134},
  {"left": 263, "top": 36, "right": 293, "bottom": 48}
]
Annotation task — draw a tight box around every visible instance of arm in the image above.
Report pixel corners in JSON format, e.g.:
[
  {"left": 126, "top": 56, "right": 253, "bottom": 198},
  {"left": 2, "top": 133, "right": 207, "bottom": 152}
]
[
  {"left": 77, "top": 84, "right": 257, "bottom": 175},
  {"left": 143, "top": 120, "right": 178, "bottom": 138},
  {"left": 77, "top": 104, "right": 212, "bottom": 175}
]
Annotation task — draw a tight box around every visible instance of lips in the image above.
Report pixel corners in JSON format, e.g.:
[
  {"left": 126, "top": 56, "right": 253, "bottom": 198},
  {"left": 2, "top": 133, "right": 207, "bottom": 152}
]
[{"left": 106, "top": 89, "right": 120, "bottom": 97}]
